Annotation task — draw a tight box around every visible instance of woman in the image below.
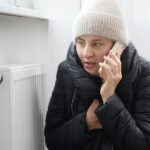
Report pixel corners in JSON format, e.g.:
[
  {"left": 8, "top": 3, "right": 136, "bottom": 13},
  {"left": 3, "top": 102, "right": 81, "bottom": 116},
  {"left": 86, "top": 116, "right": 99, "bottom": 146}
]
[{"left": 45, "top": 0, "right": 150, "bottom": 149}]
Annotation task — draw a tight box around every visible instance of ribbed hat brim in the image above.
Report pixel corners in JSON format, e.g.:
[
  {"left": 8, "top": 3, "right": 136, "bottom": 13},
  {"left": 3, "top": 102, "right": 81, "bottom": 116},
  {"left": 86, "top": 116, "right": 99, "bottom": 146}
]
[{"left": 72, "top": 12, "right": 129, "bottom": 46}]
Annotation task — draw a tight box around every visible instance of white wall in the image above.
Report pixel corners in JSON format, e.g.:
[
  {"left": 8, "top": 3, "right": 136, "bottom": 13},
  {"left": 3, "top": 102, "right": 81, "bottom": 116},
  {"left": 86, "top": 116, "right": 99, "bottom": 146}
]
[
  {"left": 125, "top": 0, "right": 150, "bottom": 59},
  {"left": 0, "top": 15, "right": 49, "bottom": 65},
  {"left": 33, "top": 0, "right": 81, "bottom": 92}
]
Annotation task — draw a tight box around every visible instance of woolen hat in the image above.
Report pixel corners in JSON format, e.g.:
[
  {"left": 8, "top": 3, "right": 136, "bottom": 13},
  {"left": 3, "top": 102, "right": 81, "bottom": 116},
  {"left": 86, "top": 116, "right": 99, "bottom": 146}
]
[{"left": 72, "top": 0, "right": 129, "bottom": 46}]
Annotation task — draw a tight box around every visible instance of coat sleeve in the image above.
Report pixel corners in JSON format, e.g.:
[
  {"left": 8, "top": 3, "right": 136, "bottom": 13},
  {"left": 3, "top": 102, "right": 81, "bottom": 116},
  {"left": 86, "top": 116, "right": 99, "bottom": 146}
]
[
  {"left": 44, "top": 63, "right": 95, "bottom": 150},
  {"left": 95, "top": 63, "right": 150, "bottom": 150}
]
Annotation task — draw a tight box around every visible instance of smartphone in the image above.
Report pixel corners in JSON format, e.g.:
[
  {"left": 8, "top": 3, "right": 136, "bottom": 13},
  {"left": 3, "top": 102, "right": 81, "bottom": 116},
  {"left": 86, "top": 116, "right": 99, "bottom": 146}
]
[{"left": 98, "top": 41, "right": 125, "bottom": 78}]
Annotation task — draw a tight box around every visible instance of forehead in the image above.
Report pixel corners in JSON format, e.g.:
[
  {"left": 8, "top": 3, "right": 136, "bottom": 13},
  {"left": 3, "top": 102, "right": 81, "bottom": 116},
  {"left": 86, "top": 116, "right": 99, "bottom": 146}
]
[{"left": 76, "top": 35, "right": 107, "bottom": 42}]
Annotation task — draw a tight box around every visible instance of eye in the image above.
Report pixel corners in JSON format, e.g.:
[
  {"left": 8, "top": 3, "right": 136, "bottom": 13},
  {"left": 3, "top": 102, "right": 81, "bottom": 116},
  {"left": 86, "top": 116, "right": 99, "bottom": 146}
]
[
  {"left": 93, "top": 42, "right": 101, "bottom": 48},
  {"left": 76, "top": 40, "right": 85, "bottom": 47}
]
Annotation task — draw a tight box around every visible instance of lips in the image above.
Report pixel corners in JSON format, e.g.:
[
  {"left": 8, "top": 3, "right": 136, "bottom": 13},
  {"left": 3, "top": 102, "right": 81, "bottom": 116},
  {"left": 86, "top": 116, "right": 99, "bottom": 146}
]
[{"left": 84, "top": 62, "right": 96, "bottom": 69}]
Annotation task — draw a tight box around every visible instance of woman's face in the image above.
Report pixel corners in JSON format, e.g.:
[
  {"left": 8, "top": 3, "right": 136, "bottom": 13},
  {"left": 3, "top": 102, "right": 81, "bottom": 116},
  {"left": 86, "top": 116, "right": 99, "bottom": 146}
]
[{"left": 76, "top": 35, "right": 114, "bottom": 76}]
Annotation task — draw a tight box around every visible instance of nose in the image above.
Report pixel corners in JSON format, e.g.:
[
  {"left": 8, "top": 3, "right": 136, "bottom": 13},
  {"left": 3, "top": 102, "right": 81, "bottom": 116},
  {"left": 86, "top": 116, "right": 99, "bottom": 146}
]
[{"left": 83, "top": 46, "right": 94, "bottom": 57}]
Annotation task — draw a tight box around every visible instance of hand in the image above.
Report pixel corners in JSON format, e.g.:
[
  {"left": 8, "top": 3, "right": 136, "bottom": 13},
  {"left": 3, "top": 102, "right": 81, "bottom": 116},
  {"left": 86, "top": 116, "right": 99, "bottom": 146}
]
[
  {"left": 86, "top": 99, "right": 103, "bottom": 130},
  {"left": 99, "top": 51, "right": 122, "bottom": 103}
]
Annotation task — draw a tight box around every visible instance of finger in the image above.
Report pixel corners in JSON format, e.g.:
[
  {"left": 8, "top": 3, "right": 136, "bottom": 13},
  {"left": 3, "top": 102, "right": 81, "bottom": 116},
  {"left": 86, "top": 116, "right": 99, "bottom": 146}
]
[
  {"left": 114, "top": 52, "right": 122, "bottom": 74},
  {"left": 109, "top": 50, "right": 121, "bottom": 64},
  {"left": 99, "top": 62, "right": 113, "bottom": 78},
  {"left": 90, "top": 99, "right": 100, "bottom": 109},
  {"left": 99, "top": 63, "right": 107, "bottom": 81},
  {"left": 116, "top": 51, "right": 121, "bottom": 58},
  {"left": 109, "top": 51, "right": 122, "bottom": 73},
  {"left": 93, "top": 99, "right": 100, "bottom": 105},
  {"left": 103, "top": 56, "right": 118, "bottom": 74}
]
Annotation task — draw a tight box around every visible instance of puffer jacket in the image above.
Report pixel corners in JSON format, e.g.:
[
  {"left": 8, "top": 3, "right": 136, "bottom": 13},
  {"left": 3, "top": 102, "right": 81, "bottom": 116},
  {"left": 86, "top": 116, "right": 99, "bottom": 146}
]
[{"left": 45, "top": 42, "right": 150, "bottom": 150}]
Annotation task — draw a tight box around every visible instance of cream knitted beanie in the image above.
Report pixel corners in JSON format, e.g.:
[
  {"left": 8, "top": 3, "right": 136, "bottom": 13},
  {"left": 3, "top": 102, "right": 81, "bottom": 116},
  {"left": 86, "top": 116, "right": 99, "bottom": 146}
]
[{"left": 72, "top": 0, "right": 129, "bottom": 46}]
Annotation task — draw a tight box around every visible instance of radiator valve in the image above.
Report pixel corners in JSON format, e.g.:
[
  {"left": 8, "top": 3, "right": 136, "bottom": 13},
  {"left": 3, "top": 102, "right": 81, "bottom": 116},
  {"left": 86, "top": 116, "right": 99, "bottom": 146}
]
[{"left": 0, "top": 75, "right": 3, "bottom": 84}]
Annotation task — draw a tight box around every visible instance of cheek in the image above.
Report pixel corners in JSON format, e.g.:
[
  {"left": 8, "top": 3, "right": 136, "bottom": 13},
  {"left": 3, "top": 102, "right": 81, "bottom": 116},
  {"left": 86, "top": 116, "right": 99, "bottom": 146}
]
[
  {"left": 96, "top": 54, "right": 104, "bottom": 62},
  {"left": 96, "top": 50, "right": 109, "bottom": 62},
  {"left": 76, "top": 49, "right": 83, "bottom": 60}
]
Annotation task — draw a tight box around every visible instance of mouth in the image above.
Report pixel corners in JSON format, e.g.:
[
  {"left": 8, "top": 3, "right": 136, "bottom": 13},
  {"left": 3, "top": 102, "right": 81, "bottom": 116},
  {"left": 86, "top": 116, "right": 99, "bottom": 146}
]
[{"left": 84, "top": 62, "right": 97, "bottom": 69}]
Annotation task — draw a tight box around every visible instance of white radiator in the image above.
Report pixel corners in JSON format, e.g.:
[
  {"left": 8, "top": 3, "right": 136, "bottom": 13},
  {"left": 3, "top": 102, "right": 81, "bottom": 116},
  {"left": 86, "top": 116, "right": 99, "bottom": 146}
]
[{"left": 0, "top": 63, "right": 49, "bottom": 150}]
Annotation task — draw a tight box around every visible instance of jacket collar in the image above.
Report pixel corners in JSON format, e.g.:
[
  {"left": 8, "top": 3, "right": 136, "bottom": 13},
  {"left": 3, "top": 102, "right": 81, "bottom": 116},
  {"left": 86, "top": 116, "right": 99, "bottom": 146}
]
[{"left": 66, "top": 43, "right": 102, "bottom": 102}]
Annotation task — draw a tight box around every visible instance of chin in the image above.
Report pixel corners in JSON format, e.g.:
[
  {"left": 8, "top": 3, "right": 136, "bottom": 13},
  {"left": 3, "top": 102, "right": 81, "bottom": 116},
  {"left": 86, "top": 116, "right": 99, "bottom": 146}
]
[{"left": 85, "top": 68, "right": 98, "bottom": 76}]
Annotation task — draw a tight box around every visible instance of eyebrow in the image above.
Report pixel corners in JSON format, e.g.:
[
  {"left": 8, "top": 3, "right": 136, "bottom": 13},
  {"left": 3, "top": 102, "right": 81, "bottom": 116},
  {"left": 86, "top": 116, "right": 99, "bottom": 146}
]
[
  {"left": 91, "top": 39, "right": 104, "bottom": 42},
  {"left": 76, "top": 38, "right": 84, "bottom": 41},
  {"left": 76, "top": 37, "right": 105, "bottom": 42}
]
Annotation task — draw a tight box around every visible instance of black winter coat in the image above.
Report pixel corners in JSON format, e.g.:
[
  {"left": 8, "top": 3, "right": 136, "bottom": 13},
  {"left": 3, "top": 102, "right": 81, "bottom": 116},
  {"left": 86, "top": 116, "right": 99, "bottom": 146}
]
[{"left": 45, "top": 42, "right": 150, "bottom": 150}]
